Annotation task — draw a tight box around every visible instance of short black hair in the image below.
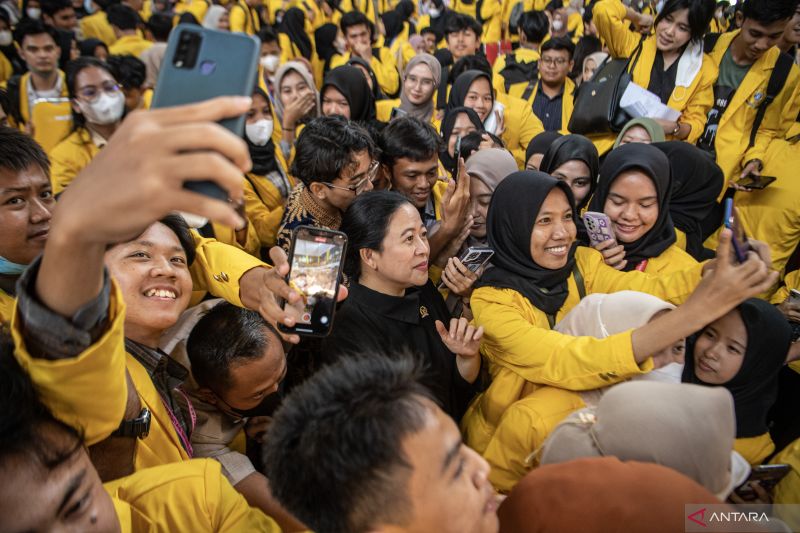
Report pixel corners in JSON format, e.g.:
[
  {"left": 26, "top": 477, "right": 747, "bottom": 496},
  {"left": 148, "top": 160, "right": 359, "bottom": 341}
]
[
  {"left": 187, "top": 303, "right": 282, "bottom": 394},
  {"left": 341, "top": 190, "right": 413, "bottom": 281},
  {"left": 655, "top": 0, "right": 715, "bottom": 43},
  {"left": 420, "top": 26, "right": 437, "bottom": 37},
  {"left": 106, "top": 4, "right": 140, "bottom": 31},
  {"left": 460, "top": 130, "right": 504, "bottom": 160},
  {"left": 262, "top": 352, "right": 437, "bottom": 533},
  {"left": 0, "top": 335, "right": 84, "bottom": 475},
  {"left": 66, "top": 56, "right": 116, "bottom": 130},
  {"left": 518, "top": 11, "right": 549, "bottom": 43},
  {"left": 444, "top": 12, "right": 482, "bottom": 37},
  {"left": 106, "top": 53, "right": 146, "bottom": 89},
  {"left": 541, "top": 36, "right": 576, "bottom": 59},
  {"left": 13, "top": 19, "right": 60, "bottom": 47},
  {"left": 378, "top": 117, "right": 441, "bottom": 169},
  {"left": 146, "top": 13, "right": 172, "bottom": 41},
  {"left": 291, "top": 115, "right": 376, "bottom": 186},
  {"left": 0, "top": 127, "right": 51, "bottom": 177},
  {"left": 741, "top": 0, "right": 797, "bottom": 24},
  {"left": 41, "top": 0, "right": 74, "bottom": 18},
  {"left": 340, "top": 10, "right": 374, "bottom": 39},
  {"left": 258, "top": 25, "right": 278, "bottom": 44},
  {"left": 450, "top": 54, "right": 492, "bottom": 81},
  {"left": 158, "top": 214, "right": 196, "bottom": 266}
]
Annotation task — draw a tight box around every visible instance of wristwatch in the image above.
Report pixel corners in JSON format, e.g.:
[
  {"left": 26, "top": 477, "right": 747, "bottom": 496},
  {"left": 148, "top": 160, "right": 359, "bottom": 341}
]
[{"left": 112, "top": 408, "right": 151, "bottom": 439}]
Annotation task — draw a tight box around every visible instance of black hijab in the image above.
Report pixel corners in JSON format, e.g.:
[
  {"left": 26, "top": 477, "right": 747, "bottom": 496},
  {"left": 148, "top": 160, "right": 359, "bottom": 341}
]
[
  {"left": 652, "top": 142, "right": 724, "bottom": 260},
  {"left": 446, "top": 70, "right": 493, "bottom": 116},
  {"left": 683, "top": 298, "right": 792, "bottom": 438},
  {"left": 247, "top": 87, "right": 279, "bottom": 176},
  {"left": 588, "top": 143, "right": 675, "bottom": 271},
  {"left": 476, "top": 171, "right": 579, "bottom": 316},
  {"left": 280, "top": 7, "right": 313, "bottom": 60},
  {"left": 314, "top": 23, "right": 338, "bottom": 72},
  {"left": 381, "top": 0, "right": 415, "bottom": 44},
  {"left": 347, "top": 56, "right": 382, "bottom": 100},
  {"left": 322, "top": 65, "right": 376, "bottom": 123},
  {"left": 525, "top": 131, "right": 563, "bottom": 167},
  {"left": 539, "top": 134, "right": 599, "bottom": 211},
  {"left": 439, "top": 106, "right": 483, "bottom": 170}
]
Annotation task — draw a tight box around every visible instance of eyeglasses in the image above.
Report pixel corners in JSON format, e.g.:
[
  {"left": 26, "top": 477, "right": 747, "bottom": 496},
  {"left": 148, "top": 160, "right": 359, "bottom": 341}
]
[
  {"left": 540, "top": 56, "right": 569, "bottom": 66},
  {"left": 324, "top": 160, "right": 380, "bottom": 195},
  {"left": 405, "top": 74, "right": 435, "bottom": 89},
  {"left": 76, "top": 81, "right": 122, "bottom": 102}
]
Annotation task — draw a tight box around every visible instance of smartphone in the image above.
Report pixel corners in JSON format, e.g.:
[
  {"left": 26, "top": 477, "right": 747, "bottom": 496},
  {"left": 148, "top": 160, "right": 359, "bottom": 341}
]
[
  {"left": 733, "top": 464, "right": 791, "bottom": 501},
  {"left": 389, "top": 107, "right": 408, "bottom": 120},
  {"left": 582, "top": 212, "right": 617, "bottom": 247},
  {"left": 279, "top": 226, "right": 347, "bottom": 337},
  {"left": 723, "top": 198, "right": 750, "bottom": 263},
  {"left": 437, "top": 247, "right": 494, "bottom": 289},
  {"left": 152, "top": 25, "right": 259, "bottom": 201},
  {"left": 788, "top": 288, "right": 800, "bottom": 304},
  {"left": 451, "top": 135, "right": 462, "bottom": 181},
  {"left": 789, "top": 289, "right": 800, "bottom": 342},
  {"left": 735, "top": 173, "right": 777, "bottom": 190}
]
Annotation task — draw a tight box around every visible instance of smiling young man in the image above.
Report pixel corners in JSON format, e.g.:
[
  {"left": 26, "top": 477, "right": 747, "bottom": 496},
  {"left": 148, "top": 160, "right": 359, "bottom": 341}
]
[
  {"left": 263, "top": 354, "right": 500, "bottom": 533},
  {"left": 378, "top": 117, "right": 472, "bottom": 263},
  {"left": 445, "top": 14, "right": 483, "bottom": 65},
  {"left": 697, "top": 0, "right": 800, "bottom": 185}
]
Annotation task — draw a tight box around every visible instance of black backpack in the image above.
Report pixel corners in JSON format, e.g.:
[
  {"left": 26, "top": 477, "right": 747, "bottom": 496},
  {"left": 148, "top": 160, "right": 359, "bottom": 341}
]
[{"left": 499, "top": 53, "right": 539, "bottom": 98}]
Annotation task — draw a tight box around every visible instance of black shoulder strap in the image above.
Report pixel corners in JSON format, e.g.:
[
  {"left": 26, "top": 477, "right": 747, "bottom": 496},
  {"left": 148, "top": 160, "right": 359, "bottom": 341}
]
[
  {"left": 437, "top": 66, "right": 450, "bottom": 111},
  {"left": 627, "top": 37, "right": 645, "bottom": 73},
  {"left": 703, "top": 33, "right": 721, "bottom": 55},
  {"left": 748, "top": 52, "right": 794, "bottom": 148},
  {"left": 6, "top": 74, "right": 23, "bottom": 125},
  {"left": 545, "top": 263, "right": 587, "bottom": 330},
  {"left": 521, "top": 80, "right": 537, "bottom": 101},
  {"left": 502, "top": 53, "right": 517, "bottom": 92}
]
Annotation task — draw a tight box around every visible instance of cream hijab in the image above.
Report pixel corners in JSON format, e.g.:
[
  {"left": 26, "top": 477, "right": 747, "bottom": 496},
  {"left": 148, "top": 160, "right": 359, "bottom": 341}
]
[
  {"left": 272, "top": 61, "right": 321, "bottom": 125},
  {"left": 539, "top": 381, "right": 751, "bottom": 500},
  {"left": 398, "top": 53, "right": 441, "bottom": 123}
]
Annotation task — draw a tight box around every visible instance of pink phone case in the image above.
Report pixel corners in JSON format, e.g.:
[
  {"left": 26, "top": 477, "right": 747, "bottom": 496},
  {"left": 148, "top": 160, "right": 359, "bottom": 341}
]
[{"left": 582, "top": 212, "right": 617, "bottom": 247}]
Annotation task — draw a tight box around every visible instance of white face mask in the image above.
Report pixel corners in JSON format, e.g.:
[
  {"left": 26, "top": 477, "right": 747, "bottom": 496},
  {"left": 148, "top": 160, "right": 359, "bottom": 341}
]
[
  {"left": 245, "top": 118, "right": 274, "bottom": 146},
  {"left": 552, "top": 19, "right": 564, "bottom": 32},
  {"left": 0, "top": 30, "right": 12, "bottom": 46},
  {"left": 26, "top": 7, "right": 41, "bottom": 19},
  {"left": 78, "top": 91, "right": 125, "bottom": 125},
  {"left": 84, "top": 0, "right": 96, "bottom": 14},
  {"left": 429, "top": 7, "right": 441, "bottom": 17},
  {"left": 260, "top": 54, "right": 280, "bottom": 73}
]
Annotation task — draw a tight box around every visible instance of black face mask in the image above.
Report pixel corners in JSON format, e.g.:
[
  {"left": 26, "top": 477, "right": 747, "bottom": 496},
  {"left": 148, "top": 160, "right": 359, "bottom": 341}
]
[{"left": 229, "top": 391, "right": 283, "bottom": 418}]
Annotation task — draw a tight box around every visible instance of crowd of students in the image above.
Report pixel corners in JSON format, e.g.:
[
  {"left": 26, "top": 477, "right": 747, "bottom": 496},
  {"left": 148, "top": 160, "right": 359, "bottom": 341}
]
[{"left": 1, "top": 0, "right": 800, "bottom": 530}]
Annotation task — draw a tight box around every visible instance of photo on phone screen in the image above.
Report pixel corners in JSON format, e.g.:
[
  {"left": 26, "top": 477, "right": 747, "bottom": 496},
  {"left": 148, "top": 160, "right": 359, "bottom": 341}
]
[
  {"left": 723, "top": 198, "right": 750, "bottom": 263},
  {"left": 279, "top": 227, "right": 347, "bottom": 337}
]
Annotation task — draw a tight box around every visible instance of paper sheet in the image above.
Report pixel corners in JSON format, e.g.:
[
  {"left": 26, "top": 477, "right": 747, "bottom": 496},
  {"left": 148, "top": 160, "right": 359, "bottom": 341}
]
[{"left": 620, "top": 82, "right": 681, "bottom": 122}]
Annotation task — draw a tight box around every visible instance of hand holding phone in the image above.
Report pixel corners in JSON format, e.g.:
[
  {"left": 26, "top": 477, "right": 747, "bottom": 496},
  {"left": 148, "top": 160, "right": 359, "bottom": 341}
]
[
  {"left": 582, "top": 212, "right": 617, "bottom": 247},
  {"left": 279, "top": 226, "right": 347, "bottom": 337},
  {"left": 735, "top": 173, "right": 777, "bottom": 190},
  {"left": 723, "top": 198, "right": 750, "bottom": 263},
  {"left": 733, "top": 464, "right": 791, "bottom": 501},
  {"left": 451, "top": 135, "right": 462, "bottom": 181}
]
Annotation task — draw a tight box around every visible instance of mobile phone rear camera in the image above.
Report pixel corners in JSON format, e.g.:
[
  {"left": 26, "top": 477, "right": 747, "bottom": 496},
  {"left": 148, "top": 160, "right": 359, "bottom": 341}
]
[{"left": 173, "top": 30, "right": 201, "bottom": 70}]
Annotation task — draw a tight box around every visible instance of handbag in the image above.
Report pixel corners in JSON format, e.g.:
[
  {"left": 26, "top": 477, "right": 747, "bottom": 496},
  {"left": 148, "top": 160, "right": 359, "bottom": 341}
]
[{"left": 568, "top": 39, "right": 645, "bottom": 135}]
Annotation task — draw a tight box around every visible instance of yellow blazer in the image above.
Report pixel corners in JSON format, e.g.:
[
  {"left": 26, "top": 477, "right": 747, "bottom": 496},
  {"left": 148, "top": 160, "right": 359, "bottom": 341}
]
[
  {"left": 0, "top": 50, "right": 12, "bottom": 85},
  {"left": 706, "top": 31, "right": 800, "bottom": 183},
  {"left": 492, "top": 47, "right": 540, "bottom": 96},
  {"left": 229, "top": 0, "right": 261, "bottom": 35},
  {"left": 330, "top": 48, "right": 401, "bottom": 98},
  {"left": 50, "top": 128, "right": 101, "bottom": 195},
  {"left": 639, "top": 242, "right": 698, "bottom": 276},
  {"left": 12, "top": 70, "right": 68, "bottom": 127},
  {"left": 772, "top": 435, "right": 800, "bottom": 531},
  {"left": 0, "top": 289, "right": 12, "bottom": 327},
  {"left": 591, "top": 0, "right": 718, "bottom": 155},
  {"left": 80, "top": 11, "right": 117, "bottom": 46},
  {"left": 497, "top": 92, "right": 545, "bottom": 167},
  {"left": 735, "top": 432, "right": 775, "bottom": 466},
  {"left": 108, "top": 34, "right": 154, "bottom": 57},
  {"left": 462, "top": 246, "right": 704, "bottom": 461},
  {"left": 525, "top": 76, "right": 576, "bottom": 134}
]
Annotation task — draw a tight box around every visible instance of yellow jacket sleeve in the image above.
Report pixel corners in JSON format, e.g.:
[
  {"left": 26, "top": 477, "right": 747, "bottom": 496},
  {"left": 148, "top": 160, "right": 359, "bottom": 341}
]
[
  {"left": 373, "top": 48, "right": 401, "bottom": 97},
  {"left": 11, "top": 282, "right": 128, "bottom": 446},
  {"left": 189, "top": 234, "right": 266, "bottom": 308},
  {"left": 472, "top": 286, "right": 652, "bottom": 391},
  {"left": 734, "top": 433, "right": 775, "bottom": 466},
  {"left": 593, "top": 0, "right": 642, "bottom": 59},
  {"left": 509, "top": 97, "right": 545, "bottom": 167},
  {"left": 744, "top": 63, "right": 800, "bottom": 168},
  {"left": 0, "top": 290, "right": 14, "bottom": 327},
  {"left": 228, "top": 3, "right": 249, "bottom": 33},
  {"left": 243, "top": 178, "right": 285, "bottom": 248},
  {"left": 49, "top": 130, "right": 100, "bottom": 195}
]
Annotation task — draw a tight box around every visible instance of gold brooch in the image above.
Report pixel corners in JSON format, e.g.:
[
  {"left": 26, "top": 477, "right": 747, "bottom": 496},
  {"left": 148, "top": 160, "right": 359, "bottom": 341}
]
[{"left": 420, "top": 306, "right": 429, "bottom": 318}]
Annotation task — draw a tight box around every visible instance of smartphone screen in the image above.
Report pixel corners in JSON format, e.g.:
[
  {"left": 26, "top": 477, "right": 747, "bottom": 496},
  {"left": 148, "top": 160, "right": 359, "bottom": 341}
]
[
  {"left": 279, "top": 227, "right": 347, "bottom": 337},
  {"left": 451, "top": 135, "right": 461, "bottom": 180}
]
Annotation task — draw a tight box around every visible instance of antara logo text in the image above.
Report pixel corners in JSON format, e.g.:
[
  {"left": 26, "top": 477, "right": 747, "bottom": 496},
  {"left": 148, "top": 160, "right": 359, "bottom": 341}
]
[{"left": 687, "top": 507, "right": 770, "bottom": 527}]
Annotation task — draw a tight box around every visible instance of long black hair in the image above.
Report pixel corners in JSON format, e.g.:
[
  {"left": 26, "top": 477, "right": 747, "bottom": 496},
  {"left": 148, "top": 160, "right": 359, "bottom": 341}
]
[
  {"left": 65, "top": 56, "right": 118, "bottom": 132},
  {"left": 340, "top": 190, "right": 413, "bottom": 282},
  {"left": 655, "top": 0, "right": 715, "bottom": 43}
]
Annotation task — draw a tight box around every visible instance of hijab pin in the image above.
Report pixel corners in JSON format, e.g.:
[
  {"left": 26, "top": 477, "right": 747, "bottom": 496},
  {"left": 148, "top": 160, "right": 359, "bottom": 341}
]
[{"left": 420, "top": 306, "right": 429, "bottom": 318}]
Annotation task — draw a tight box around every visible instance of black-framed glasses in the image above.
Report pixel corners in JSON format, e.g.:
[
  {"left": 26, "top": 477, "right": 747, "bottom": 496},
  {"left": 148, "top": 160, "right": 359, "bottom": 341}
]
[{"left": 324, "top": 160, "right": 380, "bottom": 194}]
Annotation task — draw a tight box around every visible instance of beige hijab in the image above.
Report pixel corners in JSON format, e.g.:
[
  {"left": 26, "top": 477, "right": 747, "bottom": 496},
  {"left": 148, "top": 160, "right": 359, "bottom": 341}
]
[
  {"left": 465, "top": 148, "right": 519, "bottom": 192},
  {"left": 539, "top": 381, "right": 750, "bottom": 499},
  {"left": 272, "top": 61, "right": 321, "bottom": 124},
  {"left": 555, "top": 290, "right": 674, "bottom": 339},
  {"left": 398, "top": 53, "right": 441, "bottom": 123}
]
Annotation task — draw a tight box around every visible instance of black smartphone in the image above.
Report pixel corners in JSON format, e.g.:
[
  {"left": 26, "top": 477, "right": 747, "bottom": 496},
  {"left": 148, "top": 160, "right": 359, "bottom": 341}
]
[
  {"left": 735, "top": 173, "right": 777, "bottom": 190},
  {"left": 437, "top": 246, "right": 494, "bottom": 289},
  {"left": 278, "top": 226, "right": 347, "bottom": 337},
  {"left": 152, "top": 25, "right": 259, "bottom": 201},
  {"left": 723, "top": 198, "right": 750, "bottom": 263},
  {"left": 389, "top": 107, "right": 408, "bottom": 120},
  {"left": 451, "top": 135, "right": 462, "bottom": 181},
  {"left": 733, "top": 464, "right": 791, "bottom": 501}
]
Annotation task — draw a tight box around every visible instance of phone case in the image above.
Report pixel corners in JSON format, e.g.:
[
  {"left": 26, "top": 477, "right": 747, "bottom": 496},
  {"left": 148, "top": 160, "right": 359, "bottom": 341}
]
[
  {"left": 152, "top": 25, "right": 259, "bottom": 200},
  {"left": 460, "top": 247, "right": 494, "bottom": 273},
  {"left": 723, "top": 198, "right": 748, "bottom": 263},
  {"left": 278, "top": 226, "right": 347, "bottom": 338},
  {"left": 582, "top": 212, "right": 616, "bottom": 247}
]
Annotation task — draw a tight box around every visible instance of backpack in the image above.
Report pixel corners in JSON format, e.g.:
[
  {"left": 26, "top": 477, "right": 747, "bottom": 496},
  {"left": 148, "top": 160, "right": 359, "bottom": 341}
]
[{"left": 499, "top": 53, "right": 539, "bottom": 98}]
